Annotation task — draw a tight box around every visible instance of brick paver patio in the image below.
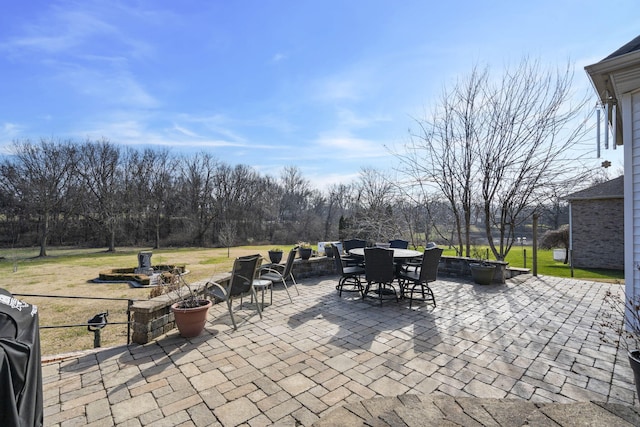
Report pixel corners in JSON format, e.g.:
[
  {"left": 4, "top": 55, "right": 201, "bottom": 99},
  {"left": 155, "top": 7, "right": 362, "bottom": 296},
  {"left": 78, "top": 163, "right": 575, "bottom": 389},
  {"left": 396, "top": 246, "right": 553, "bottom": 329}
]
[{"left": 42, "top": 274, "right": 639, "bottom": 426}]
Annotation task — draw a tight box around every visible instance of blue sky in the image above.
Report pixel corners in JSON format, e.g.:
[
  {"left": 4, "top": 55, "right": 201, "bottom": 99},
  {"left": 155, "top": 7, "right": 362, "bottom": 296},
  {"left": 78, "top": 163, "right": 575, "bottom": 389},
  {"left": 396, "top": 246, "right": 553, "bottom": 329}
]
[{"left": 0, "top": 1, "right": 635, "bottom": 188}]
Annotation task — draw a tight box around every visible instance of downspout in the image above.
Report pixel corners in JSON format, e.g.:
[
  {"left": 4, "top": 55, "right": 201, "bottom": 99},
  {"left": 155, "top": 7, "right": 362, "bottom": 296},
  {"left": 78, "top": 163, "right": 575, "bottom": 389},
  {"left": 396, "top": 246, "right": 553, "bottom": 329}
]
[{"left": 569, "top": 202, "right": 574, "bottom": 278}]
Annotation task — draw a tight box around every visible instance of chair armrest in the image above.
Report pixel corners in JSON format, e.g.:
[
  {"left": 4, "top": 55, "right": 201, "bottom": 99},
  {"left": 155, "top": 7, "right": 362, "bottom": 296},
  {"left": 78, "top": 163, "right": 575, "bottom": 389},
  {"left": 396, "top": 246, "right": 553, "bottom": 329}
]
[
  {"left": 404, "top": 260, "right": 421, "bottom": 266},
  {"left": 206, "top": 281, "right": 227, "bottom": 302},
  {"left": 259, "top": 266, "right": 284, "bottom": 277}
]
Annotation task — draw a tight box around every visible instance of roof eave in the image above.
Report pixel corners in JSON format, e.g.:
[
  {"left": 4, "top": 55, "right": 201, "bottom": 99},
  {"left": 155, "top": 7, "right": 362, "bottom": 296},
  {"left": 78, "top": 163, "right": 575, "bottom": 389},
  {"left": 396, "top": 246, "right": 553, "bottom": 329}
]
[
  {"left": 585, "top": 50, "right": 640, "bottom": 146},
  {"left": 585, "top": 49, "right": 640, "bottom": 104},
  {"left": 567, "top": 195, "right": 623, "bottom": 201}
]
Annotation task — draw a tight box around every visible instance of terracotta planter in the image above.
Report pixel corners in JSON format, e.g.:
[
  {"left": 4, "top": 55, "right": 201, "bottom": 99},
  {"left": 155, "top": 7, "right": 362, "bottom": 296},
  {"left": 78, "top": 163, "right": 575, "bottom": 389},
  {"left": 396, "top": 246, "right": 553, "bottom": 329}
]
[{"left": 171, "top": 299, "right": 212, "bottom": 338}]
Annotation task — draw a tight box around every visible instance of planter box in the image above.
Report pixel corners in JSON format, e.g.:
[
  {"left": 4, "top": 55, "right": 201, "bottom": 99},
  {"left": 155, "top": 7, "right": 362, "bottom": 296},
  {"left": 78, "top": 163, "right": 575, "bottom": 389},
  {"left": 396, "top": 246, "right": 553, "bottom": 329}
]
[
  {"left": 469, "top": 263, "right": 497, "bottom": 285},
  {"left": 318, "top": 241, "right": 342, "bottom": 257},
  {"left": 553, "top": 249, "right": 566, "bottom": 262},
  {"left": 439, "top": 256, "right": 507, "bottom": 284}
]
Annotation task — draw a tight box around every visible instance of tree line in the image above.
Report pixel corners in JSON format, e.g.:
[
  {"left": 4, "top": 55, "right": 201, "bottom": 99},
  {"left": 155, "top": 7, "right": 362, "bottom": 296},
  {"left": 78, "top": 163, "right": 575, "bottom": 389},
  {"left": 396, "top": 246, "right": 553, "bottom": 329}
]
[
  {"left": 0, "top": 138, "right": 442, "bottom": 256},
  {"left": 0, "top": 59, "right": 609, "bottom": 259}
]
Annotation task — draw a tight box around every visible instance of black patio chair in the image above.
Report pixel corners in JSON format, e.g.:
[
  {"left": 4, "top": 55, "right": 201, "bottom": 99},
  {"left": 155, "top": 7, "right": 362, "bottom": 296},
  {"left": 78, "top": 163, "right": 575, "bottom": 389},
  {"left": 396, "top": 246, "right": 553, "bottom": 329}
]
[
  {"left": 363, "top": 247, "right": 399, "bottom": 304},
  {"left": 402, "top": 242, "right": 438, "bottom": 272},
  {"left": 397, "top": 247, "right": 443, "bottom": 308},
  {"left": 258, "top": 249, "right": 299, "bottom": 303},
  {"left": 207, "top": 254, "right": 262, "bottom": 330},
  {"left": 333, "top": 245, "right": 365, "bottom": 297},
  {"left": 342, "top": 238, "right": 367, "bottom": 267},
  {"left": 388, "top": 239, "right": 409, "bottom": 249},
  {"left": 343, "top": 239, "right": 367, "bottom": 252}
]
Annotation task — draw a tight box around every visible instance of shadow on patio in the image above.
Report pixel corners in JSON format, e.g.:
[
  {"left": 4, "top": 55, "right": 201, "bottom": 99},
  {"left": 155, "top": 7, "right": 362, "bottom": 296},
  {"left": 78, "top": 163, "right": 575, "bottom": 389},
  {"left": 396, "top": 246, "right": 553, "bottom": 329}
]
[{"left": 43, "top": 274, "right": 639, "bottom": 426}]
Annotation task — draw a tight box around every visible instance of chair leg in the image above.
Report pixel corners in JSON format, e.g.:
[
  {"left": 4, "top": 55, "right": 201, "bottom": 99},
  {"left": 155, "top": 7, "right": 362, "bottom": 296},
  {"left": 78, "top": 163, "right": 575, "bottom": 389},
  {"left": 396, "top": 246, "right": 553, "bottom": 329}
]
[
  {"left": 251, "top": 288, "right": 262, "bottom": 319},
  {"left": 288, "top": 273, "right": 300, "bottom": 295},
  {"left": 407, "top": 283, "right": 436, "bottom": 308},
  {"left": 427, "top": 286, "right": 436, "bottom": 307},
  {"left": 337, "top": 276, "right": 363, "bottom": 297},
  {"left": 281, "top": 279, "right": 294, "bottom": 303},
  {"left": 409, "top": 285, "right": 415, "bottom": 309},
  {"left": 363, "top": 282, "right": 371, "bottom": 300},
  {"left": 227, "top": 298, "right": 237, "bottom": 330}
]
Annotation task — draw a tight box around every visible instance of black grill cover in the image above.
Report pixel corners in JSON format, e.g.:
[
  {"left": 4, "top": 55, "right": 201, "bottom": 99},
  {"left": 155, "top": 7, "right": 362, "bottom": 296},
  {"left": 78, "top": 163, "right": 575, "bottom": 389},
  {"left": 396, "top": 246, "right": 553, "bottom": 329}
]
[{"left": 0, "top": 288, "right": 43, "bottom": 427}]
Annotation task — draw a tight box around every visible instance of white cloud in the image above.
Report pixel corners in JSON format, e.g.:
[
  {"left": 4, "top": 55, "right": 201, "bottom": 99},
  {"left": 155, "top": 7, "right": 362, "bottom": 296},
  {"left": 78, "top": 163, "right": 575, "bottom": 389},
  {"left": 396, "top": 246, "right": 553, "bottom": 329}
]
[
  {"left": 1, "top": 122, "right": 22, "bottom": 135},
  {"left": 172, "top": 124, "right": 199, "bottom": 138},
  {"left": 1, "top": 4, "right": 153, "bottom": 59},
  {"left": 0, "top": 122, "right": 24, "bottom": 148},
  {"left": 312, "top": 76, "right": 361, "bottom": 102},
  {"left": 313, "top": 135, "right": 389, "bottom": 159},
  {"left": 270, "top": 53, "right": 287, "bottom": 63},
  {"left": 336, "top": 108, "right": 391, "bottom": 129}
]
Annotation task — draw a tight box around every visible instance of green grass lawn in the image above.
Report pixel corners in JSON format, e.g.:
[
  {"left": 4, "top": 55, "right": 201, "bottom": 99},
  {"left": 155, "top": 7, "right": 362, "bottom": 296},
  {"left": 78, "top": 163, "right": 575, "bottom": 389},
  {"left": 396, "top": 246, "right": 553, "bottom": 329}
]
[
  {"left": 0, "top": 244, "right": 625, "bottom": 355},
  {"left": 0, "top": 244, "right": 624, "bottom": 283},
  {"left": 440, "top": 246, "right": 624, "bottom": 283}
]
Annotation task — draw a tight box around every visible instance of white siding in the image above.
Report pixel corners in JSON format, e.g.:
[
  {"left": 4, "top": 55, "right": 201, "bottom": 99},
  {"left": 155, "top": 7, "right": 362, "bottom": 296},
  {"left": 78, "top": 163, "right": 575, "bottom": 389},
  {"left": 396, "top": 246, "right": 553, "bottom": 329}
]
[{"left": 628, "top": 91, "right": 640, "bottom": 300}]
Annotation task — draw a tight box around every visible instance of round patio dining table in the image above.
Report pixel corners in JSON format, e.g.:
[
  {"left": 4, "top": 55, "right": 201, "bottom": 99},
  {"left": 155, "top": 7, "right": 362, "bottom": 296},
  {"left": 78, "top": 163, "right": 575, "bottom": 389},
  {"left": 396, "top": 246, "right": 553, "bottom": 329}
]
[
  {"left": 348, "top": 247, "right": 422, "bottom": 276},
  {"left": 348, "top": 247, "right": 421, "bottom": 260}
]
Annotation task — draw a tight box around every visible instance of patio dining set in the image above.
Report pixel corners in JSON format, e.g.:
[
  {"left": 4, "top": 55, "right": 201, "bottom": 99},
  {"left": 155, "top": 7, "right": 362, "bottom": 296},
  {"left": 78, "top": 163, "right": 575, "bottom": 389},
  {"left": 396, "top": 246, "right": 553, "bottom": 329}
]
[
  {"left": 205, "top": 238, "right": 443, "bottom": 331},
  {"left": 333, "top": 239, "right": 443, "bottom": 308}
]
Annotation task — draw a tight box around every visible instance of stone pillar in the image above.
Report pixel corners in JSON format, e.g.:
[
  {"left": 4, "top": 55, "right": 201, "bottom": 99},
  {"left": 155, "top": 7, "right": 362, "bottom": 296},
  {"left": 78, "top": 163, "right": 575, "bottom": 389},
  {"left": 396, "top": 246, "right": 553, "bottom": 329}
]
[{"left": 134, "top": 251, "right": 153, "bottom": 276}]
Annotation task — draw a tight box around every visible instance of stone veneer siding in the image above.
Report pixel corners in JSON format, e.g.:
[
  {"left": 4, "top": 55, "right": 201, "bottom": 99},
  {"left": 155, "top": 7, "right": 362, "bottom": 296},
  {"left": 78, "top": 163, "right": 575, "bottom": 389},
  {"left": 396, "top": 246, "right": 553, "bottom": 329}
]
[{"left": 571, "top": 198, "right": 624, "bottom": 270}]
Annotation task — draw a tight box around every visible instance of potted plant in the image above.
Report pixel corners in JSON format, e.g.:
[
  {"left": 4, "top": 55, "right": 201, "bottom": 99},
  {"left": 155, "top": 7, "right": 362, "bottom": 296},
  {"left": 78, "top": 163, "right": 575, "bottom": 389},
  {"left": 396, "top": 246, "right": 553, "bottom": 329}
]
[
  {"left": 297, "top": 242, "right": 313, "bottom": 260},
  {"left": 153, "top": 267, "right": 212, "bottom": 338},
  {"left": 268, "top": 247, "right": 284, "bottom": 264},
  {"left": 599, "top": 290, "right": 640, "bottom": 400},
  {"left": 324, "top": 243, "right": 334, "bottom": 258},
  {"left": 469, "top": 261, "right": 496, "bottom": 285}
]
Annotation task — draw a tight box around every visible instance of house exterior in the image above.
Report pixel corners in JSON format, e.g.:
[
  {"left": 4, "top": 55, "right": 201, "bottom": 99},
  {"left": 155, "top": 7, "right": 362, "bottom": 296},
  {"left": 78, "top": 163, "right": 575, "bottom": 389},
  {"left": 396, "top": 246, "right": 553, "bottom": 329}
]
[
  {"left": 585, "top": 35, "right": 640, "bottom": 300},
  {"left": 566, "top": 176, "right": 624, "bottom": 270}
]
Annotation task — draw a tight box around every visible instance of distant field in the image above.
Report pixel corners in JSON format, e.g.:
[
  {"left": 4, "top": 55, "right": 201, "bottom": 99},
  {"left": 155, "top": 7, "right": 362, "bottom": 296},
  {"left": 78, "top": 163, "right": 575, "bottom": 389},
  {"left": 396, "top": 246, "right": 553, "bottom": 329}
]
[{"left": 0, "top": 244, "right": 623, "bottom": 356}]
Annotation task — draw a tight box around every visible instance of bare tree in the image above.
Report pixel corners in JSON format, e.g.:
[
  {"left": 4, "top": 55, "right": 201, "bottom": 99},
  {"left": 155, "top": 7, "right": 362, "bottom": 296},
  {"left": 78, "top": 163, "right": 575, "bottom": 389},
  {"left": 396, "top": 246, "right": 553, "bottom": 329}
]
[
  {"left": 0, "top": 138, "right": 78, "bottom": 256},
  {"left": 146, "top": 149, "right": 176, "bottom": 249},
  {"left": 77, "top": 139, "right": 123, "bottom": 252},
  {"left": 278, "top": 166, "right": 314, "bottom": 241},
  {"left": 176, "top": 152, "right": 218, "bottom": 246},
  {"left": 397, "top": 67, "right": 486, "bottom": 256},
  {"left": 218, "top": 220, "right": 237, "bottom": 258},
  {"left": 212, "top": 163, "right": 262, "bottom": 242},
  {"left": 324, "top": 183, "right": 353, "bottom": 240},
  {"left": 349, "top": 168, "right": 398, "bottom": 242},
  {"left": 478, "top": 59, "right": 591, "bottom": 260},
  {"left": 398, "top": 59, "right": 592, "bottom": 260}
]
